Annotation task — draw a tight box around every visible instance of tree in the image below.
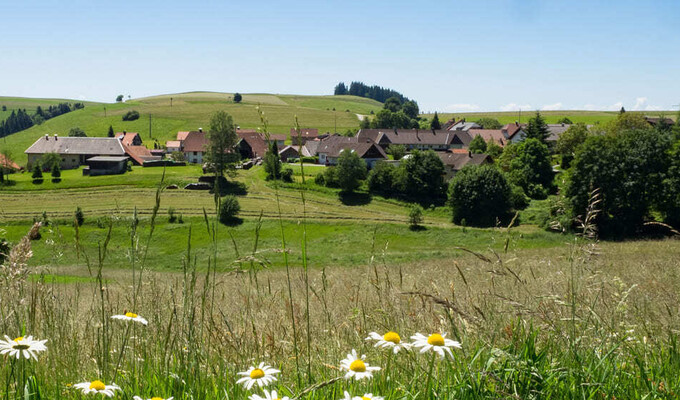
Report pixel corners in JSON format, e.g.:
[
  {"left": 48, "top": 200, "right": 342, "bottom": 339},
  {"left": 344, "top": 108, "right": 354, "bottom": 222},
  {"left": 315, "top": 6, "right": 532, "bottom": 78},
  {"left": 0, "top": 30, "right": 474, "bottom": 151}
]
[
  {"left": 525, "top": 111, "right": 550, "bottom": 143},
  {"left": 233, "top": 93, "right": 242, "bottom": 103},
  {"left": 566, "top": 129, "right": 672, "bottom": 237},
  {"left": 408, "top": 204, "right": 424, "bottom": 229},
  {"left": 468, "top": 135, "right": 487, "bottom": 154},
  {"left": 620, "top": 106, "right": 626, "bottom": 114},
  {"left": 205, "top": 111, "right": 238, "bottom": 179},
  {"left": 219, "top": 196, "right": 241, "bottom": 225},
  {"left": 556, "top": 123, "right": 589, "bottom": 169},
  {"left": 359, "top": 117, "right": 371, "bottom": 129},
  {"left": 40, "top": 152, "right": 61, "bottom": 171},
  {"left": 334, "top": 82, "right": 348, "bottom": 95},
  {"left": 386, "top": 144, "right": 406, "bottom": 160},
  {"left": 32, "top": 163, "right": 43, "bottom": 180},
  {"left": 556, "top": 117, "right": 573, "bottom": 124},
  {"left": 51, "top": 163, "right": 61, "bottom": 180},
  {"left": 503, "top": 139, "right": 554, "bottom": 199},
  {"left": 448, "top": 165, "right": 512, "bottom": 227},
  {"left": 122, "top": 110, "right": 140, "bottom": 121},
  {"left": 597, "top": 112, "right": 650, "bottom": 136},
  {"left": 263, "top": 140, "right": 282, "bottom": 180},
  {"left": 74, "top": 206, "right": 84, "bottom": 227},
  {"left": 486, "top": 140, "right": 503, "bottom": 159},
  {"left": 335, "top": 150, "right": 367, "bottom": 192},
  {"left": 116, "top": 95, "right": 124, "bottom": 103},
  {"left": 401, "top": 101, "right": 419, "bottom": 119},
  {"left": 107, "top": 125, "right": 114, "bottom": 137},
  {"left": 68, "top": 127, "right": 86, "bottom": 137},
  {"left": 367, "top": 161, "right": 396, "bottom": 195},
  {"left": 384, "top": 97, "right": 402, "bottom": 112},
  {"left": 475, "top": 117, "right": 502, "bottom": 129},
  {"left": 430, "top": 112, "right": 442, "bottom": 130},
  {"left": 394, "top": 150, "right": 446, "bottom": 202}
]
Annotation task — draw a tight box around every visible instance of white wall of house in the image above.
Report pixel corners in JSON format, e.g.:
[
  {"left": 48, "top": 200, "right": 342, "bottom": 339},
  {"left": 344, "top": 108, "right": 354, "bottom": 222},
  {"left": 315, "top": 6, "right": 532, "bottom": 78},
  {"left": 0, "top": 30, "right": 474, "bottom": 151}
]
[{"left": 184, "top": 151, "right": 204, "bottom": 164}]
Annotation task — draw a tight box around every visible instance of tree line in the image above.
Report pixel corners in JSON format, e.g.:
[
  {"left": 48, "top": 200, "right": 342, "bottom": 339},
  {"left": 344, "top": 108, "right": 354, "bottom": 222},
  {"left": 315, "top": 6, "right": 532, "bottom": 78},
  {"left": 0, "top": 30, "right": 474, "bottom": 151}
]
[
  {"left": 0, "top": 102, "right": 84, "bottom": 138},
  {"left": 334, "top": 81, "right": 410, "bottom": 103}
]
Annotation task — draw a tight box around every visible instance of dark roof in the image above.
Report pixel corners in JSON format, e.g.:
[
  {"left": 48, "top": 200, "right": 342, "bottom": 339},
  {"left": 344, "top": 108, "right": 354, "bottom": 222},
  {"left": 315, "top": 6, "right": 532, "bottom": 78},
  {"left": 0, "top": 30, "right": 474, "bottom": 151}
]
[
  {"left": 437, "top": 152, "right": 490, "bottom": 170},
  {"left": 302, "top": 140, "right": 320, "bottom": 156},
  {"left": 357, "top": 129, "right": 471, "bottom": 146},
  {"left": 317, "top": 136, "right": 387, "bottom": 159},
  {"left": 25, "top": 136, "right": 126, "bottom": 156},
  {"left": 645, "top": 117, "right": 675, "bottom": 126},
  {"left": 545, "top": 124, "right": 571, "bottom": 142},
  {"left": 238, "top": 132, "right": 268, "bottom": 158},
  {"left": 182, "top": 131, "right": 209, "bottom": 153},
  {"left": 86, "top": 156, "right": 129, "bottom": 162},
  {"left": 290, "top": 128, "right": 319, "bottom": 137},
  {"left": 501, "top": 123, "right": 526, "bottom": 139}
]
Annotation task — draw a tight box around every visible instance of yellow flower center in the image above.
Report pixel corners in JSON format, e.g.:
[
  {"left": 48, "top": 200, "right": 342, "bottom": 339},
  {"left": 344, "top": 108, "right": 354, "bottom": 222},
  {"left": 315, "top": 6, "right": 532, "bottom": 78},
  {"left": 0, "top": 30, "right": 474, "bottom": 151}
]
[
  {"left": 89, "top": 380, "right": 106, "bottom": 391},
  {"left": 151, "top": 397, "right": 164, "bottom": 400},
  {"left": 14, "top": 337, "right": 24, "bottom": 342},
  {"left": 125, "top": 312, "right": 138, "bottom": 318},
  {"left": 383, "top": 331, "right": 401, "bottom": 344},
  {"left": 427, "top": 333, "right": 445, "bottom": 346},
  {"left": 250, "top": 368, "right": 265, "bottom": 379},
  {"left": 362, "top": 397, "right": 371, "bottom": 400},
  {"left": 12, "top": 337, "right": 29, "bottom": 350},
  {"left": 349, "top": 359, "right": 366, "bottom": 372}
]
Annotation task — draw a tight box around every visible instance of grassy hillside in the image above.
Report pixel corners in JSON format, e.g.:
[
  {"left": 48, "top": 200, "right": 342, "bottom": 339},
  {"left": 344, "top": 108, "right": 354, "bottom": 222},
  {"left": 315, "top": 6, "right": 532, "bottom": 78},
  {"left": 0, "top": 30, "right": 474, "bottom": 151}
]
[
  {"left": 422, "top": 110, "right": 676, "bottom": 125},
  {"left": 0, "top": 96, "right": 101, "bottom": 121},
  {"left": 0, "top": 92, "right": 384, "bottom": 165}
]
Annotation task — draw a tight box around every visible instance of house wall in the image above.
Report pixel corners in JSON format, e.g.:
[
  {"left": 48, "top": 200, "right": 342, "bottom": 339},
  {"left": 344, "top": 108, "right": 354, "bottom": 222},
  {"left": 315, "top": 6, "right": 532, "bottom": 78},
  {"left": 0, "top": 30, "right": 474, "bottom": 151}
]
[
  {"left": 28, "top": 153, "right": 81, "bottom": 170},
  {"left": 184, "top": 151, "right": 204, "bottom": 164}
]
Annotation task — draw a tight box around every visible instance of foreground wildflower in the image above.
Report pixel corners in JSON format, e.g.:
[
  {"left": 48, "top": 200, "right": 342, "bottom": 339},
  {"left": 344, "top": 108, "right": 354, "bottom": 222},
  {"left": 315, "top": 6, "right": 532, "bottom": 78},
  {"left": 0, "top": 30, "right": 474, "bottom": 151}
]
[
  {"left": 111, "top": 312, "right": 148, "bottom": 325},
  {"left": 73, "top": 380, "right": 120, "bottom": 397},
  {"left": 340, "top": 349, "right": 380, "bottom": 380},
  {"left": 249, "top": 390, "right": 290, "bottom": 400},
  {"left": 0, "top": 335, "right": 48, "bottom": 360},
  {"left": 411, "top": 332, "right": 461, "bottom": 358},
  {"left": 365, "top": 331, "right": 411, "bottom": 353},
  {"left": 237, "top": 363, "right": 280, "bottom": 390},
  {"left": 357, "top": 394, "right": 384, "bottom": 400},
  {"left": 133, "top": 397, "right": 173, "bottom": 400},
  {"left": 341, "top": 392, "right": 354, "bottom": 400}
]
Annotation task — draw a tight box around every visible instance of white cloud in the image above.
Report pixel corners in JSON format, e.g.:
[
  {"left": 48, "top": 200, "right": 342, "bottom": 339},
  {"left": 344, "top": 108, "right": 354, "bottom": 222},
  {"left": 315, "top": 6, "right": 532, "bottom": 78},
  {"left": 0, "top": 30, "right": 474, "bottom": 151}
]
[
  {"left": 582, "top": 98, "right": 661, "bottom": 111},
  {"left": 541, "top": 102, "right": 562, "bottom": 111},
  {"left": 500, "top": 103, "right": 533, "bottom": 112},
  {"left": 632, "top": 97, "right": 647, "bottom": 111},
  {"left": 583, "top": 101, "right": 623, "bottom": 111},
  {"left": 443, "top": 103, "right": 480, "bottom": 112}
]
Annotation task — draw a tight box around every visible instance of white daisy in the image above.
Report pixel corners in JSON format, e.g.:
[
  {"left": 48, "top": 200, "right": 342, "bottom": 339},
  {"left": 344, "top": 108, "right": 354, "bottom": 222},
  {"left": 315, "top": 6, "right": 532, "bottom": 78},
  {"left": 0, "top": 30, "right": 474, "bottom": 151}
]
[
  {"left": 341, "top": 392, "right": 354, "bottom": 400},
  {"left": 73, "top": 380, "right": 121, "bottom": 397},
  {"left": 0, "top": 335, "right": 48, "bottom": 360},
  {"left": 365, "top": 331, "right": 411, "bottom": 353},
  {"left": 357, "top": 394, "right": 384, "bottom": 400},
  {"left": 133, "top": 397, "right": 173, "bottom": 400},
  {"left": 410, "top": 332, "right": 461, "bottom": 358},
  {"left": 249, "top": 389, "right": 290, "bottom": 400},
  {"left": 111, "top": 312, "right": 148, "bottom": 326},
  {"left": 236, "top": 362, "right": 280, "bottom": 390},
  {"left": 339, "top": 349, "right": 380, "bottom": 380}
]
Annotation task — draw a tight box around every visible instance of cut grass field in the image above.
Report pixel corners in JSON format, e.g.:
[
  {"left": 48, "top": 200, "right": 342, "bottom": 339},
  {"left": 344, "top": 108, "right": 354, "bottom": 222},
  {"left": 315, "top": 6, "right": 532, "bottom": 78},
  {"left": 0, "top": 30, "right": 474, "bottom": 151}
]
[
  {"left": 422, "top": 109, "right": 676, "bottom": 125},
  {"left": 0, "top": 92, "right": 384, "bottom": 165}
]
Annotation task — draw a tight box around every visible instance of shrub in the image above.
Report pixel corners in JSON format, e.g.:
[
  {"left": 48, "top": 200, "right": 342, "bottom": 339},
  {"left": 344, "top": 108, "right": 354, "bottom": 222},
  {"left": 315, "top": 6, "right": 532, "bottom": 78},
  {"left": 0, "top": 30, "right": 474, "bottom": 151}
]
[
  {"left": 122, "top": 110, "right": 140, "bottom": 121},
  {"left": 367, "top": 161, "right": 396, "bottom": 194},
  {"left": 51, "top": 163, "right": 61, "bottom": 179},
  {"left": 32, "top": 164, "right": 43, "bottom": 180},
  {"left": 68, "top": 127, "right": 87, "bottom": 137},
  {"left": 74, "top": 206, "right": 84, "bottom": 227},
  {"left": 300, "top": 156, "right": 318, "bottom": 164},
  {"left": 408, "top": 204, "right": 424, "bottom": 229},
  {"left": 233, "top": 93, "right": 242, "bottom": 103},
  {"left": 448, "top": 165, "right": 512, "bottom": 227},
  {"left": 40, "top": 153, "right": 61, "bottom": 171},
  {"left": 168, "top": 207, "right": 177, "bottom": 223},
  {"left": 219, "top": 195, "right": 241, "bottom": 225},
  {"left": 281, "top": 168, "right": 293, "bottom": 183},
  {"left": 509, "top": 184, "right": 529, "bottom": 209},
  {"left": 320, "top": 166, "right": 339, "bottom": 187},
  {"left": 335, "top": 150, "right": 367, "bottom": 192}
]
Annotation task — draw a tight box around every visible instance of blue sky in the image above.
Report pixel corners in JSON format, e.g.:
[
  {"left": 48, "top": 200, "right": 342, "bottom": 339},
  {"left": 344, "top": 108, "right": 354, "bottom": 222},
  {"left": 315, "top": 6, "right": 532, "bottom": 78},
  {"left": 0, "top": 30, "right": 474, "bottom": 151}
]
[{"left": 1, "top": 0, "right": 679, "bottom": 112}]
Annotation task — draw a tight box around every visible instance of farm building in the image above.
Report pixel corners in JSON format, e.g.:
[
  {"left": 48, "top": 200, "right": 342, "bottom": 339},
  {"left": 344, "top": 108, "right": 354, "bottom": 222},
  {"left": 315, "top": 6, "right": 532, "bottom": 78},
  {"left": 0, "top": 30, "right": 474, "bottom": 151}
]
[
  {"left": 356, "top": 129, "right": 471, "bottom": 151},
  {"left": 437, "top": 150, "right": 492, "bottom": 180},
  {"left": 115, "top": 132, "right": 161, "bottom": 165},
  {"left": 25, "top": 135, "right": 126, "bottom": 169},
  {"left": 236, "top": 131, "right": 287, "bottom": 159},
  {"left": 165, "top": 130, "right": 209, "bottom": 163},
  {"left": 317, "top": 135, "right": 387, "bottom": 167},
  {"left": 291, "top": 128, "right": 322, "bottom": 145},
  {"left": 467, "top": 129, "right": 507, "bottom": 146},
  {"left": 83, "top": 156, "right": 129, "bottom": 176},
  {"left": 278, "top": 145, "right": 299, "bottom": 162},
  {"left": 114, "top": 131, "right": 143, "bottom": 146}
]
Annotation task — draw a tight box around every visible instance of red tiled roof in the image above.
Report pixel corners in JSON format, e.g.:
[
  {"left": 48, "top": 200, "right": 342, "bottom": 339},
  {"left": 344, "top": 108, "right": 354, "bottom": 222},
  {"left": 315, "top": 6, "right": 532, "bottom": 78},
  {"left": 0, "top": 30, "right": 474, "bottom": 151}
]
[
  {"left": 182, "top": 131, "right": 209, "bottom": 153},
  {"left": 114, "top": 132, "right": 141, "bottom": 146},
  {"left": 467, "top": 129, "right": 506, "bottom": 146},
  {"left": 290, "top": 128, "right": 319, "bottom": 137},
  {"left": 0, "top": 154, "right": 20, "bottom": 170},
  {"left": 501, "top": 123, "right": 524, "bottom": 139},
  {"left": 124, "top": 144, "right": 160, "bottom": 165},
  {"left": 238, "top": 132, "right": 268, "bottom": 158},
  {"left": 177, "top": 131, "right": 191, "bottom": 141}
]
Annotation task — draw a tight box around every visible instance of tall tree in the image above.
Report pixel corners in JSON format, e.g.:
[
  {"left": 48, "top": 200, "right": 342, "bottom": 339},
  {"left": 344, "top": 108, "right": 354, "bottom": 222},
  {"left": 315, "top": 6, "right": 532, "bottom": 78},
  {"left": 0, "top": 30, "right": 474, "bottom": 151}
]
[
  {"left": 233, "top": 93, "right": 242, "bottom": 103},
  {"left": 468, "top": 135, "right": 488, "bottom": 154},
  {"left": 335, "top": 149, "right": 367, "bottom": 193},
  {"left": 556, "top": 123, "right": 589, "bottom": 169},
  {"left": 430, "top": 112, "right": 442, "bottom": 130},
  {"left": 525, "top": 111, "right": 550, "bottom": 143},
  {"left": 334, "top": 82, "right": 348, "bottom": 95},
  {"left": 107, "top": 125, "right": 114, "bottom": 138},
  {"left": 205, "top": 111, "right": 238, "bottom": 178},
  {"left": 263, "top": 140, "right": 282, "bottom": 180},
  {"left": 401, "top": 101, "right": 419, "bottom": 119}
]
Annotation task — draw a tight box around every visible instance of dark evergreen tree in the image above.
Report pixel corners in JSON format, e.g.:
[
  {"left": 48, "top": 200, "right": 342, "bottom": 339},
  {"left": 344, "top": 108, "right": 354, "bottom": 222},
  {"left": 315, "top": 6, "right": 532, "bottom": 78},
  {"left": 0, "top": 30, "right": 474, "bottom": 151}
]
[
  {"left": 233, "top": 93, "right": 242, "bottom": 103},
  {"left": 525, "top": 111, "right": 550, "bottom": 143},
  {"left": 108, "top": 125, "right": 114, "bottom": 137},
  {"left": 334, "top": 82, "right": 348, "bottom": 95},
  {"left": 430, "top": 112, "right": 442, "bottom": 130}
]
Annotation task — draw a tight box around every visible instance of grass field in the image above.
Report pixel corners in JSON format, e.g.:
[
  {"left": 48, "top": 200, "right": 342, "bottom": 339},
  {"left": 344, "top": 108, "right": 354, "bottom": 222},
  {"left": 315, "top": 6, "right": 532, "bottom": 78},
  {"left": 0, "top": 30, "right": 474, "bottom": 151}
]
[
  {"left": 422, "top": 109, "right": 677, "bottom": 125},
  {"left": 0, "top": 92, "right": 384, "bottom": 166}
]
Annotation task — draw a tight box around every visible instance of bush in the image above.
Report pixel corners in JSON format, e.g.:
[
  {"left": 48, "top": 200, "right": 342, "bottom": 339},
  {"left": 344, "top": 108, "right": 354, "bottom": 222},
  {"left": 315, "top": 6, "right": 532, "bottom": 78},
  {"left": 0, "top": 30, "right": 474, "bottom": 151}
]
[
  {"left": 510, "top": 184, "right": 530, "bottom": 209},
  {"left": 335, "top": 150, "right": 367, "bottom": 192},
  {"left": 320, "top": 167, "right": 339, "bottom": 187},
  {"left": 408, "top": 204, "right": 424, "bottom": 229},
  {"left": 281, "top": 168, "right": 293, "bottom": 183},
  {"left": 219, "top": 195, "right": 241, "bottom": 225},
  {"left": 51, "top": 164, "right": 61, "bottom": 180},
  {"left": 367, "top": 161, "right": 396, "bottom": 195},
  {"left": 448, "top": 165, "right": 512, "bottom": 227},
  {"left": 68, "top": 127, "right": 87, "bottom": 137},
  {"left": 74, "top": 207, "right": 84, "bottom": 227},
  {"left": 122, "top": 110, "right": 140, "bottom": 121},
  {"left": 300, "top": 156, "right": 318, "bottom": 164},
  {"left": 168, "top": 207, "right": 177, "bottom": 223},
  {"left": 233, "top": 93, "right": 242, "bottom": 103},
  {"left": 32, "top": 164, "right": 43, "bottom": 180}
]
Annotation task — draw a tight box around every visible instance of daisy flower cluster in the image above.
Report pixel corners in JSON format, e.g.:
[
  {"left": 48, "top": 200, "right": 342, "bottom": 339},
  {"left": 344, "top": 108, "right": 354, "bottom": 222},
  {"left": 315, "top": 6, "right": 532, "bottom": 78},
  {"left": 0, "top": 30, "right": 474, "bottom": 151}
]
[
  {"left": 0, "top": 335, "right": 47, "bottom": 360},
  {"left": 366, "top": 330, "right": 462, "bottom": 358}
]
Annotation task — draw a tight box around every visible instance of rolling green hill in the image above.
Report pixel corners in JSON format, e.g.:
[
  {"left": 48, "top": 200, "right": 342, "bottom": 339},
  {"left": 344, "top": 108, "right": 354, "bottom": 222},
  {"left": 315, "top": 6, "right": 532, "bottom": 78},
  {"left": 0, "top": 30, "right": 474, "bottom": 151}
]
[
  {"left": 0, "top": 92, "right": 384, "bottom": 165},
  {"left": 422, "top": 110, "right": 676, "bottom": 126}
]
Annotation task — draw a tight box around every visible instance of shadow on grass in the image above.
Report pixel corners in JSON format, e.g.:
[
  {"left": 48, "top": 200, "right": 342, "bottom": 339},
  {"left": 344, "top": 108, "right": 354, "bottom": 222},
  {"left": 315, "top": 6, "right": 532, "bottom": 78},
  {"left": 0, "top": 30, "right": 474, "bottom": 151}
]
[
  {"left": 210, "top": 177, "right": 248, "bottom": 196},
  {"left": 32, "top": 179, "right": 44, "bottom": 185},
  {"left": 51, "top": 178, "right": 62, "bottom": 183},
  {"left": 409, "top": 225, "right": 427, "bottom": 232},
  {"left": 339, "top": 191, "right": 372, "bottom": 206},
  {"left": 220, "top": 217, "right": 244, "bottom": 227}
]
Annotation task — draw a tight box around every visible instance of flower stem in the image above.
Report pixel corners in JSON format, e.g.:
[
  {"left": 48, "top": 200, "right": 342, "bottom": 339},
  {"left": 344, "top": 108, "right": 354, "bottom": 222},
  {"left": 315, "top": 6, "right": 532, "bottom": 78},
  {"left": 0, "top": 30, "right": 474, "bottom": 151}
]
[{"left": 424, "top": 352, "right": 436, "bottom": 396}]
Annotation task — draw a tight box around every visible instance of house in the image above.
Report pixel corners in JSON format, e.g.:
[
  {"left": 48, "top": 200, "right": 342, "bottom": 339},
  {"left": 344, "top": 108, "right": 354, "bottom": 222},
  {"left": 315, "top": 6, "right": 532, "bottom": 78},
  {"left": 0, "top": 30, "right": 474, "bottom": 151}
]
[
  {"left": 0, "top": 153, "right": 21, "bottom": 171},
  {"left": 291, "top": 128, "right": 319, "bottom": 145},
  {"left": 467, "top": 129, "right": 507, "bottom": 146},
  {"left": 645, "top": 116, "right": 675, "bottom": 128},
  {"left": 301, "top": 140, "right": 321, "bottom": 157},
  {"left": 114, "top": 131, "right": 142, "bottom": 146},
  {"left": 501, "top": 123, "right": 527, "bottom": 143},
  {"left": 278, "top": 145, "right": 299, "bottom": 162},
  {"left": 83, "top": 156, "right": 129, "bottom": 176},
  {"left": 356, "top": 129, "right": 471, "bottom": 151},
  {"left": 436, "top": 151, "right": 492, "bottom": 180},
  {"left": 25, "top": 135, "right": 126, "bottom": 169},
  {"left": 165, "top": 129, "right": 209, "bottom": 163},
  {"left": 447, "top": 119, "right": 481, "bottom": 132},
  {"left": 545, "top": 123, "right": 571, "bottom": 144},
  {"left": 317, "top": 135, "right": 387, "bottom": 167},
  {"left": 236, "top": 131, "right": 268, "bottom": 159}
]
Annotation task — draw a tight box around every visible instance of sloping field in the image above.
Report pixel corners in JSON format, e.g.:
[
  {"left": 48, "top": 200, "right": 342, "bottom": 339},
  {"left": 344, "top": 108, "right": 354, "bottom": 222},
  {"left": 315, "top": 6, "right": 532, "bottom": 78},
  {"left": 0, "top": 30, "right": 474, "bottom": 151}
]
[{"left": 423, "top": 110, "right": 675, "bottom": 125}]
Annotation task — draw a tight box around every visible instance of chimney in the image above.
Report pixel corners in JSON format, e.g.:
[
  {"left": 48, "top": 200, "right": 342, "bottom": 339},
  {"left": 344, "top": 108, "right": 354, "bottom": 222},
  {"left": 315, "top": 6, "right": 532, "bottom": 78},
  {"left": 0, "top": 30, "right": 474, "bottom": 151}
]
[
  {"left": 45, "top": 134, "right": 49, "bottom": 140},
  {"left": 515, "top": 121, "right": 519, "bottom": 127},
  {"left": 468, "top": 151, "right": 471, "bottom": 157},
  {"left": 54, "top": 134, "right": 57, "bottom": 140},
  {"left": 123, "top": 130, "right": 126, "bottom": 134},
  {"left": 198, "top": 128, "right": 203, "bottom": 133}
]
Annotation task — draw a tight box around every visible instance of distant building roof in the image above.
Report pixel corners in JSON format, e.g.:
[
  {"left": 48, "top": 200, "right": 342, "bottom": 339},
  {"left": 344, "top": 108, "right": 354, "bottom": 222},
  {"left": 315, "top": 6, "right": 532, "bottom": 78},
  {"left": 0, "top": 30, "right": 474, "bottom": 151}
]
[
  {"left": 237, "top": 131, "right": 268, "bottom": 158},
  {"left": 0, "top": 154, "right": 20, "bottom": 170},
  {"left": 501, "top": 123, "right": 525, "bottom": 139},
  {"left": 302, "top": 140, "right": 320, "bottom": 157},
  {"left": 166, "top": 140, "right": 181, "bottom": 148},
  {"left": 645, "top": 116, "right": 675, "bottom": 127},
  {"left": 123, "top": 144, "right": 160, "bottom": 165},
  {"left": 317, "top": 135, "right": 387, "bottom": 159},
  {"left": 357, "top": 129, "right": 471, "bottom": 147},
  {"left": 545, "top": 123, "right": 571, "bottom": 142},
  {"left": 437, "top": 151, "right": 491, "bottom": 171},
  {"left": 467, "top": 129, "right": 507, "bottom": 146},
  {"left": 25, "top": 136, "right": 125, "bottom": 156},
  {"left": 448, "top": 120, "right": 481, "bottom": 132},
  {"left": 86, "top": 156, "right": 129, "bottom": 162},
  {"left": 182, "top": 131, "right": 209, "bottom": 153},
  {"left": 290, "top": 128, "right": 319, "bottom": 137},
  {"left": 115, "top": 132, "right": 141, "bottom": 146},
  {"left": 177, "top": 131, "right": 191, "bottom": 141}
]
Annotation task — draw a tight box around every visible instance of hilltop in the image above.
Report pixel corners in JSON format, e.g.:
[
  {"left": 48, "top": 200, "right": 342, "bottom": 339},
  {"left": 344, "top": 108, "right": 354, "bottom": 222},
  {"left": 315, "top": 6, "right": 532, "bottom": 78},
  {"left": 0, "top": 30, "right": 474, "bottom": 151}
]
[{"left": 0, "top": 92, "right": 383, "bottom": 165}]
